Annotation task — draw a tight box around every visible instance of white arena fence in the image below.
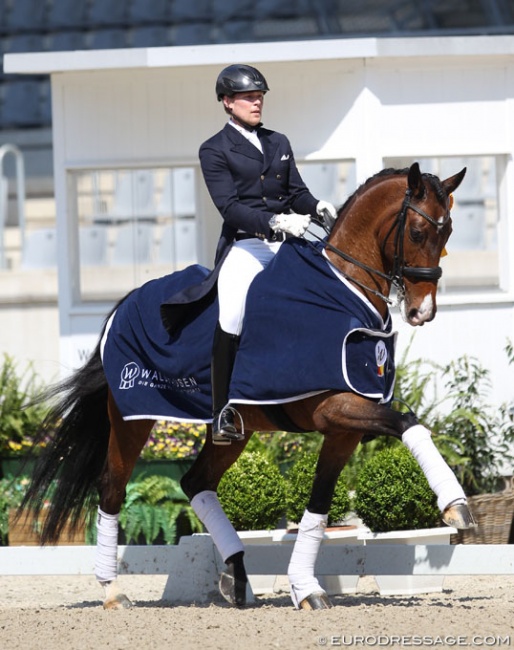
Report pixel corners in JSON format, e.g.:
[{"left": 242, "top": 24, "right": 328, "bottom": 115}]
[{"left": 1, "top": 535, "right": 514, "bottom": 604}]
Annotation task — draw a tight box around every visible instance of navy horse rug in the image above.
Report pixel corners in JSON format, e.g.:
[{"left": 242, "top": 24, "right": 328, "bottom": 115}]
[{"left": 101, "top": 239, "right": 397, "bottom": 423}]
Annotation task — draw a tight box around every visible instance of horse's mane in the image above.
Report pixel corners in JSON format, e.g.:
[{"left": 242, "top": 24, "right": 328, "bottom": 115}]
[{"left": 337, "top": 166, "right": 446, "bottom": 217}]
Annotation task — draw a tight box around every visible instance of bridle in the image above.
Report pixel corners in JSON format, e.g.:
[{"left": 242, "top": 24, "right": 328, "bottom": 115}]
[{"left": 307, "top": 188, "right": 451, "bottom": 306}]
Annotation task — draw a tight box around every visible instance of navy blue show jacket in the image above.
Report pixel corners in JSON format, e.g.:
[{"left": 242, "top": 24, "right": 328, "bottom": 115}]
[
  {"left": 160, "top": 122, "right": 319, "bottom": 334},
  {"left": 200, "top": 122, "right": 319, "bottom": 264}
]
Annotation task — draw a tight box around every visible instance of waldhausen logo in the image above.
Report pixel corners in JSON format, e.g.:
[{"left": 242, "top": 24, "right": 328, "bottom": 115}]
[
  {"left": 119, "top": 362, "right": 141, "bottom": 389},
  {"left": 118, "top": 361, "right": 200, "bottom": 393}
]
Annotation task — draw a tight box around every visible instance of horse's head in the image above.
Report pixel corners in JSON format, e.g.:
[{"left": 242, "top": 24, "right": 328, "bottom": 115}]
[
  {"left": 392, "top": 162, "right": 466, "bottom": 325},
  {"left": 326, "top": 162, "right": 466, "bottom": 325}
]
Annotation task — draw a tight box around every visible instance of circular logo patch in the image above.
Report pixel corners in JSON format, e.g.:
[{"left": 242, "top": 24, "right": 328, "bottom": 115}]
[{"left": 375, "top": 340, "right": 387, "bottom": 377}]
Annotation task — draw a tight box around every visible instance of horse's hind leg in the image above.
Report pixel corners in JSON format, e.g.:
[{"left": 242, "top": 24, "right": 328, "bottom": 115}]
[
  {"left": 96, "top": 392, "right": 154, "bottom": 610},
  {"left": 181, "top": 429, "right": 251, "bottom": 607}
]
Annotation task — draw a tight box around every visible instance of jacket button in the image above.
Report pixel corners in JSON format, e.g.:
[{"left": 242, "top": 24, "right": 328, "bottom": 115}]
[
  {"left": 262, "top": 197, "right": 267, "bottom": 202},
  {"left": 260, "top": 174, "right": 265, "bottom": 180},
  {"left": 276, "top": 174, "right": 281, "bottom": 179}
]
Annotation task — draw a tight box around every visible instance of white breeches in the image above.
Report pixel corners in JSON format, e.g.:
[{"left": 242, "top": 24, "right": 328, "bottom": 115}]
[{"left": 217, "top": 238, "right": 281, "bottom": 335}]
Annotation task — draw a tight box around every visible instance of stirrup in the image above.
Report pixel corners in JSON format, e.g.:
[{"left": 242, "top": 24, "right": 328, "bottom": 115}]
[{"left": 212, "top": 406, "right": 245, "bottom": 443}]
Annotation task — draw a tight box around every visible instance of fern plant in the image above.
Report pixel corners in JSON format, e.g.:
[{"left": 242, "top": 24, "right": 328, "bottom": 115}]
[{"left": 117, "top": 474, "right": 202, "bottom": 545}]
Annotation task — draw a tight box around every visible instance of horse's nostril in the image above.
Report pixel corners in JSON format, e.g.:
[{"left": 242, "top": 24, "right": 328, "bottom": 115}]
[{"left": 408, "top": 305, "right": 435, "bottom": 325}]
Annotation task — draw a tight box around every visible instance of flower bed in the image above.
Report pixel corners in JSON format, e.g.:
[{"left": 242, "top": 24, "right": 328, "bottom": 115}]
[{"left": 140, "top": 421, "right": 206, "bottom": 460}]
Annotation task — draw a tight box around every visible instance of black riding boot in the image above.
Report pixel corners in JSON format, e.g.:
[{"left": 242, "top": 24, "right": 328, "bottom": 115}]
[{"left": 211, "top": 324, "right": 243, "bottom": 443}]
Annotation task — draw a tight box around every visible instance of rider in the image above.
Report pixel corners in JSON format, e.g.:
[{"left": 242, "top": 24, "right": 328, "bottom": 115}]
[{"left": 202, "top": 63, "right": 337, "bottom": 443}]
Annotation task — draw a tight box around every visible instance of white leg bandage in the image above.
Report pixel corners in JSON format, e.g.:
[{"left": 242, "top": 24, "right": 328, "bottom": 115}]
[
  {"left": 402, "top": 424, "right": 467, "bottom": 512},
  {"left": 287, "top": 510, "right": 328, "bottom": 608},
  {"left": 95, "top": 508, "right": 119, "bottom": 583},
  {"left": 191, "top": 490, "right": 244, "bottom": 562}
]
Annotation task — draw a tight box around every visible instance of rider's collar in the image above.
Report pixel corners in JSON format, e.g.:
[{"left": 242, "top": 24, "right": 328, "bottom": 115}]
[{"left": 229, "top": 118, "right": 262, "bottom": 134}]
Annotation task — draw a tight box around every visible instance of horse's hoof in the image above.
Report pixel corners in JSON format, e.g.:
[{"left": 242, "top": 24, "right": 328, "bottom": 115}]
[
  {"left": 442, "top": 503, "right": 476, "bottom": 530},
  {"left": 219, "top": 571, "right": 246, "bottom": 607},
  {"left": 103, "top": 594, "right": 133, "bottom": 610},
  {"left": 299, "top": 592, "right": 332, "bottom": 610}
]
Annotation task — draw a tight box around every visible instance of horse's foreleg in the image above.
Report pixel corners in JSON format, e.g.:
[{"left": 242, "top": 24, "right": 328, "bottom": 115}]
[
  {"left": 96, "top": 394, "right": 154, "bottom": 610},
  {"left": 181, "top": 429, "right": 251, "bottom": 607},
  {"left": 402, "top": 424, "right": 475, "bottom": 529},
  {"left": 286, "top": 393, "right": 401, "bottom": 609},
  {"left": 287, "top": 510, "right": 331, "bottom": 610},
  {"left": 305, "top": 392, "right": 474, "bottom": 528},
  {"left": 288, "top": 431, "right": 362, "bottom": 610}
]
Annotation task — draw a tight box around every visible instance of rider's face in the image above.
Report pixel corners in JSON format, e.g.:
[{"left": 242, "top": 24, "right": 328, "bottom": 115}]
[{"left": 224, "top": 91, "right": 264, "bottom": 128}]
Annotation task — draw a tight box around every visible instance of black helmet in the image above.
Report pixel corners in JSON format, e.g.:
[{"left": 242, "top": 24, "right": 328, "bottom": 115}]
[{"left": 215, "top": 64, "right": 269, "bottom": 101}]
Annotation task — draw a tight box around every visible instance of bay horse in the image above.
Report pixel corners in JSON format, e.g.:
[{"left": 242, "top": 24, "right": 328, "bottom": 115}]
[{"left": 21, "top": 162, "right": 473, "bottom": 611}]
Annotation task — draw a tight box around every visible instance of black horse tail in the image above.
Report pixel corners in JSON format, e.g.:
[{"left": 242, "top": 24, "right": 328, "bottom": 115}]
[{"left": 19, "top": 297, "right": 130, "bottom": 544}]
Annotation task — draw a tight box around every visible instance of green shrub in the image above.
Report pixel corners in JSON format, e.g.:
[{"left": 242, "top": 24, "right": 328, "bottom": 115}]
[
  {"left": 0, "top": 475, "right": 29, "bottom": 544},
  {"left": 427, "top": 356, "right": 514, "bottom": 496},
  {"left": 218, "top": 451, "right": 286, "bottom": 530},
  {"left": 248, "top": 430, "right": 323, "bottom": 467},
  {"left": 340, "top": 436, "right": 397, "bottom": 491},
  {"left": 393, "top": 345, "right": 514, "bottom": 497},
  {"left": 0, "top": 354, "right": 50, "bottom": 458},
  {"left": 353, "top": 445, "right": 440, "bottom": 532},
  {"left": 284, "top": 452, "right": 350, "bottom": 526}
]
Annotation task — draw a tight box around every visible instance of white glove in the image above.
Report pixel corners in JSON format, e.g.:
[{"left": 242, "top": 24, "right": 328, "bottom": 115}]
[
  {"left": 269, "top": 213, "right": 311, "bottom": 238},
  {"left": 316, "top": 200, "right": 337, "bottom": 225}
]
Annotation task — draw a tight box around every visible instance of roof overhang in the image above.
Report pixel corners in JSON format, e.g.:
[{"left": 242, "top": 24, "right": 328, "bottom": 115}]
[{"left": 5, "top": 35, "right": 514, "bottom": 76}]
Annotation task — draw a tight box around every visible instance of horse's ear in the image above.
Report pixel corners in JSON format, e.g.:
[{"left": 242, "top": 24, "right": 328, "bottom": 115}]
[
  {"left": 407, "top": 162, "right": 424, "bottom": 198},
  {"left": 442, "top": 167, "right": 467, "bottom": 196}
]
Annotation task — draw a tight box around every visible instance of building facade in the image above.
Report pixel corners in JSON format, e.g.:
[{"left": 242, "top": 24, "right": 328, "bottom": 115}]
[{"left": 4, "top": 35, "right": 514, "bottom": 411}]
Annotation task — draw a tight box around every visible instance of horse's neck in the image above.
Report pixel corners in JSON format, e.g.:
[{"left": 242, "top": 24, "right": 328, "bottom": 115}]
[{"left": 327, "top": 182, "right": 401, "bottom": 317}]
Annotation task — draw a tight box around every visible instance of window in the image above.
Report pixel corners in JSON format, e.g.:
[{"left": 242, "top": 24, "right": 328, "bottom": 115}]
[
  {"left": 297, "top": 160, "right": 356, "bottom": 240},
  {"left": 68, "top": 167, "right": 197, "bottom": 301}
]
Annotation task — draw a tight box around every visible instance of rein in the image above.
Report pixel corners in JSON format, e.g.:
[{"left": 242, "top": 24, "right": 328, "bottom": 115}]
[{"left": 308, "top": 188, "right": 450, "bottom": 306}]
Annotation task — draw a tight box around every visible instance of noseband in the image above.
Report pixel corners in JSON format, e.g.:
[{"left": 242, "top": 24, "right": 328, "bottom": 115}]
[{"left": 310, "top": 188, "right": 450, "bottom": 306}]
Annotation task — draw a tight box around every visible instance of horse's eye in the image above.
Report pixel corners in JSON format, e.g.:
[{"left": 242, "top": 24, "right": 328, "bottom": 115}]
[{"left": 409, "top": 227, "right": 425, "bottom": 243}]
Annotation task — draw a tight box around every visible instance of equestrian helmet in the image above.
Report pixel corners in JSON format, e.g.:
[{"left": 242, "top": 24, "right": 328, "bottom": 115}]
[{"left": 215, "top": 64, "right": 269, "bottom": 101}]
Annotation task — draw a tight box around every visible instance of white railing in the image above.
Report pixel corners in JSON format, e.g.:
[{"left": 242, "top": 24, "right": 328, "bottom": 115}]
[{"left": 0, "top": 536, "right": 513, "bottom": 604}]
